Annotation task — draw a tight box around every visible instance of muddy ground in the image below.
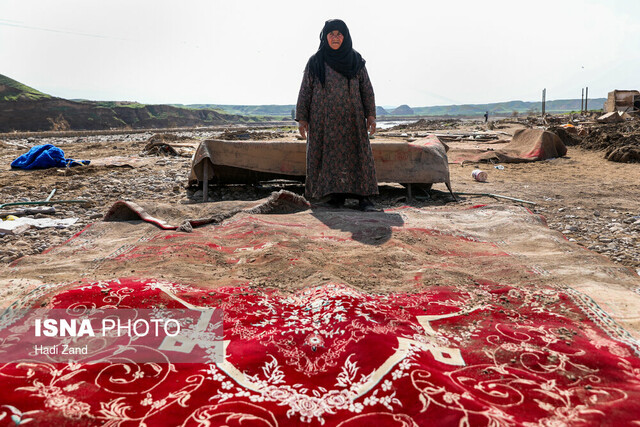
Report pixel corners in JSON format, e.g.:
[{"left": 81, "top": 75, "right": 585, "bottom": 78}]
[{"left": 1, "top": 119, "right": 639, "bottom": 278}]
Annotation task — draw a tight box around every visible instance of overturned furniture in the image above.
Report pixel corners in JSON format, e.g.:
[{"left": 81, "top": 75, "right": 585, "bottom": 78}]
[{"left": 189, "top": 135, "right": 453, "bottom": 201}]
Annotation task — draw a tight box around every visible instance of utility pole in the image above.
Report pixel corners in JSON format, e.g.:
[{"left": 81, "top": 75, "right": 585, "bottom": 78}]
[
  {"left": 585, "top": 87, "right": 589, "bottom": 113},
  {"left": 541, "top": 88, "right": 546, "bottom": 117}
]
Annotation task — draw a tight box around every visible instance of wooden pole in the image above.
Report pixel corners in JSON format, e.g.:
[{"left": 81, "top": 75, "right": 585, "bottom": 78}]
[
  {"left": 542, "top": 88, "right": 546, "bottom": 116},
  {"left": 585, "top": 87, "right": 589, "bottom": 112},
  {"left": 202, "top": 161, "right": 209, "bottom": 203},
  {"left": 581, "top": 88, "right": 584, "bottom": 114}
]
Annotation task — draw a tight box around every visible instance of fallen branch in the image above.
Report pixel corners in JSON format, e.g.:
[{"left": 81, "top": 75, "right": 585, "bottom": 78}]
[{"left": 454, "top": 192, "right": 536, "bottom": 205}]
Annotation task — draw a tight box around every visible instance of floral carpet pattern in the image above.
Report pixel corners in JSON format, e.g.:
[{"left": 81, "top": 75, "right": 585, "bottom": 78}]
[
  {"left": 1, "top": 278, "right": 639, "bottom": 426},
  {"left": 1, "top": 204, "right": 640, "bottom": 426}
]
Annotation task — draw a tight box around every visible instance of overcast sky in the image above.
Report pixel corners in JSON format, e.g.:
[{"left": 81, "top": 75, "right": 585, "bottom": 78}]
[{"left": 1, "top": 0, "right": 639, "bottom": 107}]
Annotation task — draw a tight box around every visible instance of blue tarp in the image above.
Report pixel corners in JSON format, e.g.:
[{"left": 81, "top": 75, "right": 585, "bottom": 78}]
[{"left": 11, "top": 144, "right": 90, "bottom": 170}]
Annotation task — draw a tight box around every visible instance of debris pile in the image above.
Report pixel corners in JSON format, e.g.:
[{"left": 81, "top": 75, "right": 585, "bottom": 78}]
[
  {"left": 580, "top": 122, "right": 640, "bottom": 163},
  {"left": 143, "top": 133, "right": 198, "bottom": 157},
  {"left": 388, "top": 118, "right": 463, "bottom": 131},
  {"left": 548, "top": 126, "right": 582, "bottom": 146},
  {"left": 219, "top": 129, "right": 284, "bottom": 140}
]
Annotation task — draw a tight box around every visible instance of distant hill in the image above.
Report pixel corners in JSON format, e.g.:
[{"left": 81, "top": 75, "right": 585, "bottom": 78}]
[
  {"left": 0, "top": 74, "right": 255, "bottom": 132},
  {"left": 177, "top": 104, "right": 295, "bottom": 118},
  {"left": 392, "top": 105, "right": 415, "bottom": 115},
  {"left": 176, "top": 99, "right": 609, "bottom": 119},
  {"left": 410, "top": 99, "right": 606, "bottom": 117},
  {"left": 173, "top": 97, "right": 609, "bottom": 118},
  {"left": 376, "top": 106, "right": 389, "bottom": 116}
]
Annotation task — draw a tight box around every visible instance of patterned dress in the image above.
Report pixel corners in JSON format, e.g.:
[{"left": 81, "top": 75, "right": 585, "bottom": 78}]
[{"left": 296, "top": 62, "right": 378, "bottom": 199}]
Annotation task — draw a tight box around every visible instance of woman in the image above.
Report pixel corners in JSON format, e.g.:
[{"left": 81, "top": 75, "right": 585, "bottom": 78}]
[{"left": 296, "top": 19, "right": 378, "bottom": 211}]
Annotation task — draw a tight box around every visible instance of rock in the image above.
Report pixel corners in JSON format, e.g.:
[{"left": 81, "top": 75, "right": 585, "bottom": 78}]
[
  {"left": 0, "top": 224, "right": 31, "bottom": 235},
  {"left": 593, "top": 211, "right": 600, "bottom": 217}
]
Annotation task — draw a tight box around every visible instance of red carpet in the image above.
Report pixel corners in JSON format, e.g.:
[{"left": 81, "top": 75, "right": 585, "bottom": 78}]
[{"left": 1, "top": 278, "right": 639, "bottom": 426}]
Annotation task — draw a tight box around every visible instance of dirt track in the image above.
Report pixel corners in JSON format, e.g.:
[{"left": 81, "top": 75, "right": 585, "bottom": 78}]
[{"left": 1, "top": 120, "right": 639, "bottom": 277}]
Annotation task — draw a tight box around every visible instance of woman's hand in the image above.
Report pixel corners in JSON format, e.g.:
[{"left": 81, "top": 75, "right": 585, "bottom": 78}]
[
  {"left": 298, "top": 120, "right": 309, "bottom": 139},
  {"left": 367, "top": 116, "right": 376, "bottom": 136}
]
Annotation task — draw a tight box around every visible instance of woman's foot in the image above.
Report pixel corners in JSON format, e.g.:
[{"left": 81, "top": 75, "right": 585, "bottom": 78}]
[
  {"left": 327, "top": 193, "right": 346, "bottom": 208},
  {"left": 358, "top": 197, "right": 377, "bottom": 212}
]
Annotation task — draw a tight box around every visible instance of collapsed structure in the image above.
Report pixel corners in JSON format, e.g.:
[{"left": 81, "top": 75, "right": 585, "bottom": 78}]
[{"left": 604, "top": 89, "right": 640, "bottom": 113}]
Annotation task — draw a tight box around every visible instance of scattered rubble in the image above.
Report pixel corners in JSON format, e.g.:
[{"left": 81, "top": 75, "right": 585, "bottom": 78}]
[
  {"left": 220, "top": 129, "right": 285, "bottom": 140},
  {"left": 1, "top": 121, "right": 639, "bottom": 272},
  {"left": 388, "top": 118, "right": 463, "bottom": 131},
  {"left": 545, "top": 207, "right": 640, "bottom": 266}
]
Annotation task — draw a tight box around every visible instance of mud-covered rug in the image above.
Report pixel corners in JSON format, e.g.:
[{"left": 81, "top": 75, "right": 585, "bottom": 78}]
[{"left": 1, "top": 199, "right": 639, "bottom": 426}]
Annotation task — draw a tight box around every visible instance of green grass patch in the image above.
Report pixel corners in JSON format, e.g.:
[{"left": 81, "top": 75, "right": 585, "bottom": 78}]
[
  {"left": 96, "top": 101, "right": 147, "bottom": 109},
  {"left": 0, "top": 74, "right": 51, "bottom": 101}
]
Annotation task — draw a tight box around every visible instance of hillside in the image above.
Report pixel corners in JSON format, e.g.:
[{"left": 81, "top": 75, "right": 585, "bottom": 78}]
[
  {"left": 203, "top": 99, "right": 607, "bottom": 119},
  {"left": 0, "top": 74, "right": 51, "bottom": 101},
  {"left": 410, "top": 98, "right": 606, "bottom": 117},
  {"left": 0, "top": 74, "right": 252, "bottom": 132},
  {"left": 376, "top": 106, "right": 389, "bottom": 116},
  {"left": 392, "top": 104, "right": 415, "bottom": 115},
  {"left": 177, "top": 104, "right": 295, "bottom": 118}
]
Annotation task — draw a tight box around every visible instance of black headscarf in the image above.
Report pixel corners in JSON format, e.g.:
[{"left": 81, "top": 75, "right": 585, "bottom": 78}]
[{"left": 309, "top": 19, "right": 366, "bottom": 87}]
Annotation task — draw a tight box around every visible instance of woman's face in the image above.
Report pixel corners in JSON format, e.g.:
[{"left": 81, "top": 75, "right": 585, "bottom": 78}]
[{"left": 326, "top": 30, "right": 344, "bottom": 50}]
